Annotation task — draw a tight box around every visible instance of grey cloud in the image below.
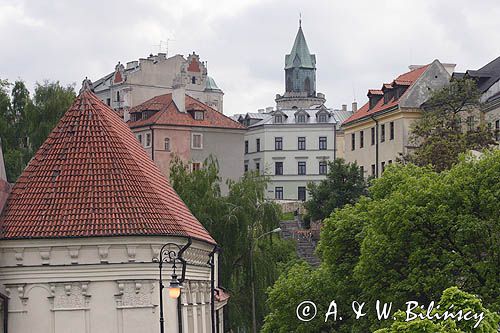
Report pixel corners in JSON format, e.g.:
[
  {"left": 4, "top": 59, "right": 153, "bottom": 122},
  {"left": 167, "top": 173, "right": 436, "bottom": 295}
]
[{"left": 1, "top": 0, "right": 499, "bottom": 114}]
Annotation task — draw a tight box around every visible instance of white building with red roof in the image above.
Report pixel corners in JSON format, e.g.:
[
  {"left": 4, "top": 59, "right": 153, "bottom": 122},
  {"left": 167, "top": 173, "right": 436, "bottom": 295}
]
[
  {"left": 0, "top": 80, "right": 225, "bottom": 333},
  {"left": 341, "top": 60, "right": 455, "bottom": 177}
]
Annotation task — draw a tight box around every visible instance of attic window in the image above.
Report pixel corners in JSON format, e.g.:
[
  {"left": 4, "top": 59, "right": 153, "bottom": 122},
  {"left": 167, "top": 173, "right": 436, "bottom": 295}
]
[
  {"left": 274, "top": 115, "right": 283, "bottom": 124},
  {"left": 194, "top": 111, "right": 204, "bottom": 120},
  {"left": 296, "top": 114, "right": 306, "bottom": 123},
  {"left": 318, "top": 113, "right": 327, "bottom": 123}
]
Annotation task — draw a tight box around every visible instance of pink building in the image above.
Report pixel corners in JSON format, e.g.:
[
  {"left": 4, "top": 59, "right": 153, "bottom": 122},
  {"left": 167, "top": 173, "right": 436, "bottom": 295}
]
[{"left": 127, "top": 86, "right": 246, "bottom": 193}]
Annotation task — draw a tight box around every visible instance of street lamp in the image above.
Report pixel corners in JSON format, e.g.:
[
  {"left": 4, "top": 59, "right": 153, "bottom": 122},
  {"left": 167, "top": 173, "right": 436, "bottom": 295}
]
[
  {"left": 250, "top": 227, "right": 281, "bottom": 333},
  {"left": 153, "top": 238, "right": 192, "bottom": 333}
]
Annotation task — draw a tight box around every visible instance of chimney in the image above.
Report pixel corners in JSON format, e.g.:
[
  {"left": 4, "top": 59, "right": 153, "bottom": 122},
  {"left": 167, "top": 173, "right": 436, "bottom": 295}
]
[
  {"left": 258, "top": 108, "right": 265, "bottom": 113},
  {"left": 172, "top": 79, "right": 186, "bottom": 113},
  {"left": 342, "top": 104, "right": 347, "bottom": 111},
  {"left": 266, "top": 106, "right": 274, "bottom": 113},
  {"left": 352, "top": 101, "right": 358, "bottom": 112}
]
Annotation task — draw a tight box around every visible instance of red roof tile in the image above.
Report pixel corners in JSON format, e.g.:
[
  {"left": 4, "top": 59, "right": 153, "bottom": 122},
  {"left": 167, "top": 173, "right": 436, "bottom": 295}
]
[
  {"left": 0, "top": 89, "right": 215, "bottom": 244},
  {"left": 128, "top": 94, "right": 245, "bottom": 130},
  {"left": 343, "top": 65, "right": 429, "bottom": 125}
]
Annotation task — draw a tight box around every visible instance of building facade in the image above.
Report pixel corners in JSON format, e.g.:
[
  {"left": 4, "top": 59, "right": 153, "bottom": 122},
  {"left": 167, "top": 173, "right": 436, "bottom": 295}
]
[
  {"left": 127, "top": 84, "right": 245, "bottom": 194},
  {"left": 0, "top": 84, "right": 225, "bottom": 333},
  {"left": 453, "top": 56, "right": 500, "bottom": 143},
  {"left": 93, "top": 52, "right": 224, "bottom": 121},
  {"left": 240, "top": 24, "right": 353, "bottom": 201},
  {"left": 341, "top": 60, "right": 455, "bottom": 177}
]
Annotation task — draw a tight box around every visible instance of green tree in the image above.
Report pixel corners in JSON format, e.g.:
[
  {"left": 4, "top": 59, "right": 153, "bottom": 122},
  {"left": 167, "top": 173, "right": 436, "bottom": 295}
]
[
  {"left": 375, "top": 287, "right": 500, "bottom": 333},
  {"left": 0, "top": 79, "right": 75, "bottom": 182},
  {"left": 169, "top": 156, "right": 296, "bottom": 331},
  {"left": 264, "top": 151, "right": 500, "bottom": 332},
  {"left": 26, "top": 81, "right": 75, "bottom": 152},
  {"left": 405, "top": 78, "right": 494, "bottom": 171},
  {"left": 304, "top": 158, "right": 367, "bottom": 222}
]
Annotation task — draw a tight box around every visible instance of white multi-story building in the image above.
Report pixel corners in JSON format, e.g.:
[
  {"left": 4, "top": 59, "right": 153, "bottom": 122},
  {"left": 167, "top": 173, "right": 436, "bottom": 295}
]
[
  {"left": 92, "top": 52, "right": 224, "bottom": 121},
  {"left": 239, "top": 23, "right": 353, "bottom": 201},
  {"left": 241, "top": 106, "right": 352, "bottom": 201}
]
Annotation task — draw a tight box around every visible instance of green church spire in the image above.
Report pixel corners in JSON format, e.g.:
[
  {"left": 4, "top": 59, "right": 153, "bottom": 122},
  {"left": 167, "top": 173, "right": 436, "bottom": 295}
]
[{"left": 285, "top": 23, "right": 316, "bottom": 70}]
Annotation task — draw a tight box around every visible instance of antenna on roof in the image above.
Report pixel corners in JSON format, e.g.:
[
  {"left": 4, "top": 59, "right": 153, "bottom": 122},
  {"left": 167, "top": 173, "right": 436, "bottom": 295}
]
[{"left": 153, "top": 38, "right": 176, "bottom": 57}]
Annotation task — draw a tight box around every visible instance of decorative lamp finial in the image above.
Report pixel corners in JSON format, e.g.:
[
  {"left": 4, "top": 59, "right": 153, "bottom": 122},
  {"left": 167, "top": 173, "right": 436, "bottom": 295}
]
[
  {"left": 299, "top": 13, "right": 302, "bottom": 28},
  {"left": 80, "top": 77, "right": 94, "bottom": 93}
]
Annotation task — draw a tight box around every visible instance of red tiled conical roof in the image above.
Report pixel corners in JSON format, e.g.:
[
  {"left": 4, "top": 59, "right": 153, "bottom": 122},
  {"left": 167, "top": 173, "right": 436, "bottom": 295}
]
[{"left": 0, "top": 88, "right": 215, "bottom": 244}]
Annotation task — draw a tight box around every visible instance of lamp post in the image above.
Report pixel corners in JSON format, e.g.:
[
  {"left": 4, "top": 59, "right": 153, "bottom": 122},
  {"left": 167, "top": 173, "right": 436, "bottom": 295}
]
[
  {"left": 250, "top": 227, "right": 281, "bottom": 333},
  {"left": 153, "top": 238, "right": 192, "bottom": 333}
]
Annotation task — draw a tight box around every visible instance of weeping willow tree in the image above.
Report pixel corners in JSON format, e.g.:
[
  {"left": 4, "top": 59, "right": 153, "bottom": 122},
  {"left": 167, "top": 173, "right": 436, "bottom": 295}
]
[{"left": 169, "top": 155, "right": 297, "bottom": 331}]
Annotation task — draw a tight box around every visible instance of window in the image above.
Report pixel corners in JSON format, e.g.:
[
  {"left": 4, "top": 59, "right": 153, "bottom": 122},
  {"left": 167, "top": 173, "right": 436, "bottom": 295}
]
[
  {"left": 275, "top": 162, "right": 283, "bottom": 175},
  {"left": 145, "top": 133, "right": 152, "bottom": 148},
  {"left": 318, "top": 113, "right": 327, "bottom": 123},
  {"left": 164, "top": 138, "right": 171, "bottom": 151},
  {"left": 245, "top": 140, "right": 248, "bottom": 154},
  {"left": 274, "top": 115, "right": 283, "bottom": 123},
  {"left": 192, "top": 133, "right": 203, "bottom": 149},
  {"left": 381, "top": 161, "right": 386, "bottom": 173},
  {"left": 106, "top": 98, "right": 111, "bottom": 106},
  {"left": 389, "top": 122, "right": 395, "bottom": 140},
  {"left": 244, "top": 164, "right": 249, "bottom": 172},
  {"left": 298, "top": 161, "right": 306, "bottom": 175},
  {"left": 496, "top": 120, "right": 500, "bottom": 141},
  {"left": 194, "top": 111, "right": 204, "bottom": 120},
  {"left": 388, "top": 160, "right": 393, "bottom": 165},
  {"left": 192, "top": 162, "right": 202, "bottom": 172},
  {"left": 351, "top": 133, "right": 356, "bottom": 151},
  {"left": 380, "top": 124, "right": 386, "bottom": 142},
  {"left": 275, "top": 137, "right": 283, "bottom": 150},
  {"left": 371, "top": 164, "right": 376, "bottom": 176},
  {"left": 191, "top": 76, "right": 196, "bottom": 84},
  {"left": 256, "top": 138, "right": 261, "bottom": 152},
  {"left": 256, "top": 162, "right": 260, "bottom": 172},
  {"left": 298, "top": 186, "right": 306, "bottom": 201},
  {"left": 116, "top": 91, "right": 120, "bottom": 102},
  {"left": 298, "top": 137, "right": 306, "bottom": 150},
  {"left": 319, "top": 161, "right": 327, "bottom": 175},
  {"left": 360, "top": 166, "right": 364, "bottom": 175},
  {"left": 275, "top": 187, "right": 284, "bottom": 200},
  {"left": 297, "top": 114, "right": 306, "bottom": 123},
  {"left": 371, "top": 127, "right": 375, "bottom": 145},
  {"left": 467, "top": 116, "right": 475, "bottom": 131},
  {"left": 360, "top": 130, "right": 364, "bottom": 148},
  {"left": 319, "top": 137, "right": 327, "bottom": 150},
  {"left": 137, "top": 134, "right": 143, "bottom": 145}
]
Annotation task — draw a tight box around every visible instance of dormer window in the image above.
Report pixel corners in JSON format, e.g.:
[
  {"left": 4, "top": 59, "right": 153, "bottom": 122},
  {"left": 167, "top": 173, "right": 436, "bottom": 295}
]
[
  {"left": 318, "top": 114, "right": 327, "bottom": 123},
  {"left": 194, "top": 111, "right": 204, "bottom": 120},
  {"left": 275, "top": 115, "right": 283, "bottom": 124},
  {"left": 297, "top": 114, "right": 306, "bottom": 123}
]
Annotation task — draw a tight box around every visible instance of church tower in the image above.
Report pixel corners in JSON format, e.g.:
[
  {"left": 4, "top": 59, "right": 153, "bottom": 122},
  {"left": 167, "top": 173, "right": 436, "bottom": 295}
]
[{"left": 276, "top": 21, "right": 326, "bottom": 109}]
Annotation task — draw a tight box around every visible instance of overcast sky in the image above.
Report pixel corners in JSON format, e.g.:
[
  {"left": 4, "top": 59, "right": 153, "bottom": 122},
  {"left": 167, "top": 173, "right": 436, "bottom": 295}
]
[{"left": 1, "top": 0, "right": 500, "bottom": 115}]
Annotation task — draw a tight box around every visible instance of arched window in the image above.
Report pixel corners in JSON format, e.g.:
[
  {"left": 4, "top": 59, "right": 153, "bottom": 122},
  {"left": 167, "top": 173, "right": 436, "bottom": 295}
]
[
  {"left": 191, "top": 76, "right": 196, "bottom": 84},
  {"left": 164, "top": 137, "right": 171, "bottom": 151},
  {"left": 304, "top": 77, "right": 311, "bottom": 94}
]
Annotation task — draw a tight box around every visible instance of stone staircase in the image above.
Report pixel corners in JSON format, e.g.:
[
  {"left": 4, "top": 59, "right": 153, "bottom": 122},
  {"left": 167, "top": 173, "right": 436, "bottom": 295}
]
[{"left": 280, "top": 220, "right": 320, "bottom": 267}]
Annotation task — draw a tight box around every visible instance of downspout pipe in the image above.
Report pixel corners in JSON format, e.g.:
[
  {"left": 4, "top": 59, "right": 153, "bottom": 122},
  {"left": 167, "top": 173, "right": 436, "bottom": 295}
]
[
  {"left": 370, "top": 115, "right": 379, "bottom": 177},
  {"left": 208, "top": 245, "right": 219, "bottom": 333}
]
